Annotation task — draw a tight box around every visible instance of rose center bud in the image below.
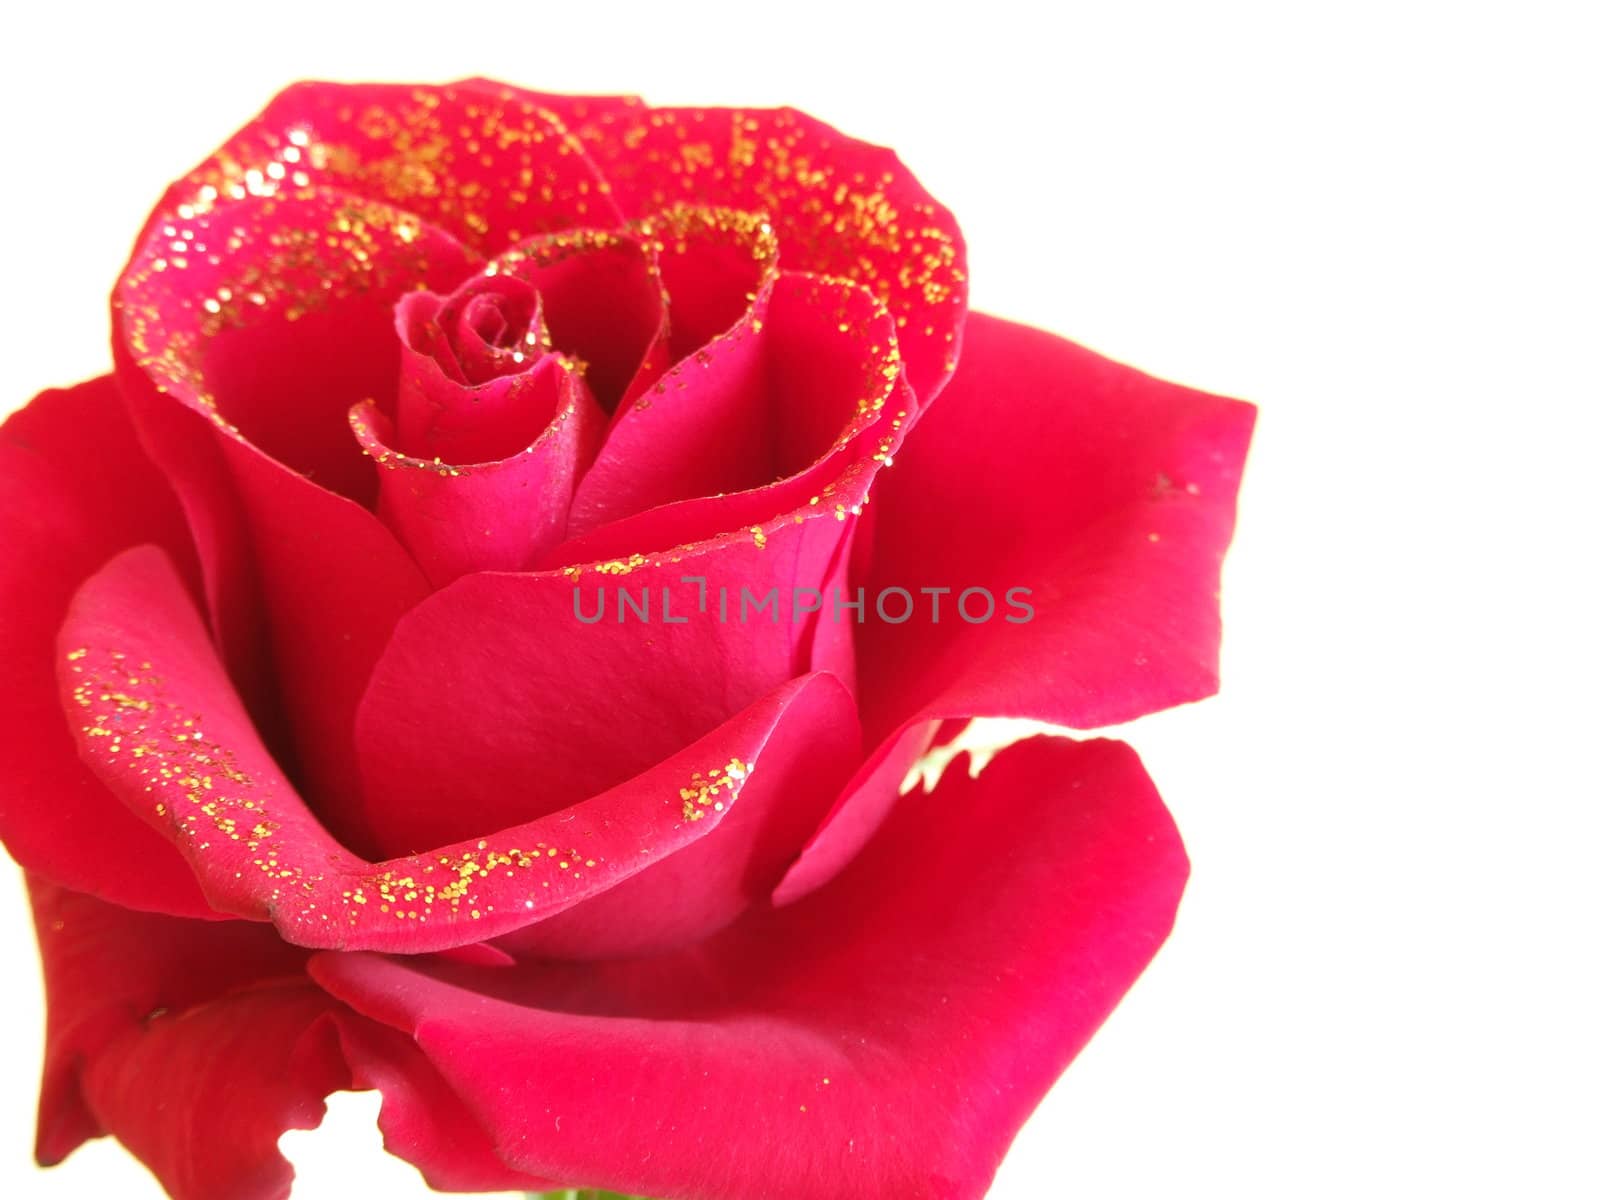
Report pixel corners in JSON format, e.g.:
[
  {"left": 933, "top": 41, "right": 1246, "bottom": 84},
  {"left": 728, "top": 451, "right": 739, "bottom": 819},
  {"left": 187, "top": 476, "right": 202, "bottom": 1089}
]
[
  {"left": 345, "top": 229, "right": 673, "bottom": 586},
  {"left": 390, "top": 275, "right": 557, "bottom": 464},
  {"left": 458, "top": 290, "right": 541, "bottom": 370},
  {"left": 344, "top": 275, "right": 600, "bottom": 587}
]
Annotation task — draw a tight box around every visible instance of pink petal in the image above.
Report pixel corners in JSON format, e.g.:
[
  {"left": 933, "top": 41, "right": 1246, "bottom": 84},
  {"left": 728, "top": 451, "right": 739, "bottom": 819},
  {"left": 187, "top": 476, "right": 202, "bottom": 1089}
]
[
  {"left": 208, "top": 430, "right": 431, "bottom": 853},
  {"left": 357, "top": 222, "right": 682, "bottom": 584},
  {"left": 863, "top": 312, "right": 1254, "bottom": 728},
  {"left": 57, "top": 543, "right": 858, "bottom": 954},
  {"left": 0, "top": 379, "right": 213, "bottom": 918},
  {"left": 311, "top": 735, "right": 1188, "bottom": 1200},
  {"left": 646, "top": 203, "right": 782, "bottom": 361},
  {"left": 391, "top": 282, "right": 564, "bottom": 460},
  {"left": 780, "top": 313, "right": 1255, "bottom": 902}
]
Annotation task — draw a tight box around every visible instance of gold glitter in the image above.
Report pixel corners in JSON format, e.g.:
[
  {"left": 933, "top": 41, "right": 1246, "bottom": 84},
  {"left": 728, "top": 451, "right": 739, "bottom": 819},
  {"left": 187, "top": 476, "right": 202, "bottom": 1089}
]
[
  {"left": 679, "top": 758, "right": 748, "bottom": 822},
  {"left": 594, "top": 554, "right": 648, "bottom": 576}
]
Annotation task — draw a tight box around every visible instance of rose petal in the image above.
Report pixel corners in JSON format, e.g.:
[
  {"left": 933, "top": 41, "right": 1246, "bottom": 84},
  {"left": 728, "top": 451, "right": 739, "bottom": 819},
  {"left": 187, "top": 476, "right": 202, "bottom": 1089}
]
[
  {"left": 27, "top": 878, "right": 316, "bottom": 1181},
  {"left": 0, "top": 379, "right": 213, "bottom": 918},
  {"left": 28, "top": 878, "right": 545, "bottom": 1197},
  {"left": 392, "top": 285, "right": 561, "bottom": 461},
  {"left": 114, "top": 186, "right": 475, "bottom": 849},
  {"left": 349, "top": 359, "right": 603, "bottom": 586},
  {"left": 357, "top": 224, "right": 675, "bottom": 583},
  {"left": 778, "top": 313, "right": 1255, "bottom": 902},
  {"left": 58, "top": 543, "right": 858, "bottom": 954},
  {"left": 490, "top": 226, "right": 671, "bottom": 412},
  {"left": 864, "top": 314, "right": 1254, "bottom": 727},
  {"left": 459, "top": 81, "right": 968, "bottom": 403},
  {"left": 331, "top": 1018, "right": 555, "bottom": 1192},
  {"left": 645, "top": 203, "right": 781, "bottom": 361},
  {"left": 353, "top": 516, "right": 858, "bottom": 860},
  {"left": 396, "top": 276, "right": 550, "bottom": 397},
  {"left": 568, "top": 271, "right": 903, "bottom": 538},
  {"left": 110, "top": 342, "right": 273, "bottom": 724},
  {"left": 492, "top": 662, "right": 859, "bottom": 960},
  {"left": 117, "top": 186, "right": 480, "bottom": 503},
  {"left": 311, "top": 735, "right": 1188, "bottom": 1200},
  {"left": 145, "top": 81, "right": 623, "bottom": 256}
]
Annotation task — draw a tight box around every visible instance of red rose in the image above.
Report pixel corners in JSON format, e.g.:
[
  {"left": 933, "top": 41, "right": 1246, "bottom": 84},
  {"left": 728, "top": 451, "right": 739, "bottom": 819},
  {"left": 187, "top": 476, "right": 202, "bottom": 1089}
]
[{"left": 0, "top": 80, "right": 1252, "bottom": 1199}]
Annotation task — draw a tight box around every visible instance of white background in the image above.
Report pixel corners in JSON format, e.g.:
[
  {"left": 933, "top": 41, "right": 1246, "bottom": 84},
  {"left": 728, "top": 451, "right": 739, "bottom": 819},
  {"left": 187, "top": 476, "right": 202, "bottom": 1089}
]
[{"left": 2, "top": 1, "right": 1596, "bottom": 1196}]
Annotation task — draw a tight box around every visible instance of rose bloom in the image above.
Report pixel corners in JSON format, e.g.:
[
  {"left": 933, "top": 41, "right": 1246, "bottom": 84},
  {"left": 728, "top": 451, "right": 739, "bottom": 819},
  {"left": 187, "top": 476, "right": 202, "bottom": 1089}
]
[{"left": 0, "top": 80, "right": 1252, "bottom": 1200}]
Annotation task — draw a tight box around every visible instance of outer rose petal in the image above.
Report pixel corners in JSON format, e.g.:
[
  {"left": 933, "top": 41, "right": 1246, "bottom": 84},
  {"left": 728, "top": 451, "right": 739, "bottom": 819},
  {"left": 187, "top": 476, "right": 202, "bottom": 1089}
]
[
  {"left": 27, "top": 878, "right": 320, "bottom": 1192},
  {"left": 331, "top": 1019, "right": 555, "bottom": 1193},
  {"left": 0, "top": 379, "right": 213, "bottom": 917},
  {"left": 778, "top": 313, "right": 1255, "bottom": 902},
  {"left": 861, "top": 313, "right": 1254, "bottom": 733},
  {"left": 78, "top": 986, "right": 348, "bottom": 1200},
  {"left": 143, "top": 81, "right": 624, "bottom": 257},
  {"left": 311, "top": 735, "right": 1188, "bottom": 1200},
  {"left": 28, "top": 880, "right": 545, "bottom": 1197},
  {"left": 57, "top": 543, "right": 858, "bottom": 954}
]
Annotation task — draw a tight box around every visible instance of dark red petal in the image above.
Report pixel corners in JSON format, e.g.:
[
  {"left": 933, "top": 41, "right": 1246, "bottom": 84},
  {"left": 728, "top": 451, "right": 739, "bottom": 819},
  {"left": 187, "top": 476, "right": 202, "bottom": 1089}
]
[
  {"left": 27, "top": 879, "right": 315, "bottom": 1181},
  {"left": 146, "top": 81, "right": 623, "bottom": 257},
  {"left": 783, "top": 314, "right": 1255, "bottom": 901},
  {"left": 460, "top": 82, "right": 969, "bottom": 404},
  {"left": 311, "top": 735, "right": 1188, "bottom": 1200},
  {"left": 0, "top": 379, "right": 213, "bottom": 917},
  {"left": 58, "top": 543, "right": 857, "bottom": 954},
  {"left": 28, "top": 878, "right": 543, "bottom": 1197},
  {"left": 332, "top": 1019, "right": 555, "bottom": 1192}
]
